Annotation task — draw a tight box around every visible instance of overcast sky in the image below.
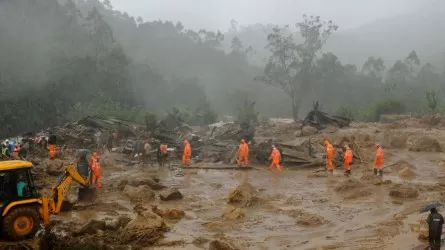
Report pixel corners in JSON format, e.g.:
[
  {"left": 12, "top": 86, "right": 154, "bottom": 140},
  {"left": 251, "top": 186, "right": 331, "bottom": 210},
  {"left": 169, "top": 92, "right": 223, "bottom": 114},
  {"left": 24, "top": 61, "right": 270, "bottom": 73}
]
[{"left": 110, "top": 0, "right": 428, "bottom": 31}]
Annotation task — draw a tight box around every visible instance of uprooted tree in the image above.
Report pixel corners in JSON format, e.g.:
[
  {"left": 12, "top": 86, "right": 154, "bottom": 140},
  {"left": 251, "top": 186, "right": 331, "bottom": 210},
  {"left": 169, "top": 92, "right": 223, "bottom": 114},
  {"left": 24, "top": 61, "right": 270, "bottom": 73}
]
[{"left": 257, "top": 15, "right": 338, "bottom": 121}]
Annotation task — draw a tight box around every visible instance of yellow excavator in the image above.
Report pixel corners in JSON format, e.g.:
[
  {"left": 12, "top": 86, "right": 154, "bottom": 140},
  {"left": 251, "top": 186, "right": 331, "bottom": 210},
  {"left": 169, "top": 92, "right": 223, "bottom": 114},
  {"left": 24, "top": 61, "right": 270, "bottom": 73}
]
[{"left": 0, "top": 160, "right": 97, "bottom": 241}]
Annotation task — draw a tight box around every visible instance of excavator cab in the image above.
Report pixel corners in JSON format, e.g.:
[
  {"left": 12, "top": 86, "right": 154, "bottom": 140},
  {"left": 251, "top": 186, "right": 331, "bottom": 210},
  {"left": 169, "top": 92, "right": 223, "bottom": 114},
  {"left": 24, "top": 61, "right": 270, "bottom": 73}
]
[
  {"left": 0, "top": 161, "right": 42, "bottom": 241},
  {"left": 0, "top": 160, "right": 97, "bottom": 241}
]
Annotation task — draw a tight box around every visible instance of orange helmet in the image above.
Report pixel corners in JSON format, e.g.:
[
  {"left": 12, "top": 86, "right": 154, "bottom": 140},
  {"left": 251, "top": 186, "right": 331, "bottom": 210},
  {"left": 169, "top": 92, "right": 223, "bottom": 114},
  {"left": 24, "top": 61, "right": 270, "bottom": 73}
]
[
  {"left": 241, "top": 139, "right": 245, "bottom": 143},
  {"left": 93, "top": 152, "right": 98, "bottom": 157},
  {"left": 376, "top": 144, "right": 381, "bottom": 149},
  {"left": 184, "top": 140, "right": 189, "bottom": 145},
  {"left": 324, "top": 140, "right": 329, "bottom": 146}
]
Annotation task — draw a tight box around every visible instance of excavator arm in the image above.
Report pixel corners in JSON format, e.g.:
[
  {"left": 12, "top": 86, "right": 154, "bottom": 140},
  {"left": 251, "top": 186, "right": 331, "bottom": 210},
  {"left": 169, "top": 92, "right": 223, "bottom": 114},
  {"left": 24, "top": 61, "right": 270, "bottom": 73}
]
[{"left": 40, "top": 165, "right": 95, "bottom": 224}]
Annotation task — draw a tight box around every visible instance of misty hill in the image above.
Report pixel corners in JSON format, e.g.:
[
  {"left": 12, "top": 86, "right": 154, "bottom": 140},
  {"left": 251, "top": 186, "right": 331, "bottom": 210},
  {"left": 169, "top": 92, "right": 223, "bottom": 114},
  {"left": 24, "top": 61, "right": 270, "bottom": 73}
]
[{"left": 227, "top": 1, "right": 445, "bottom": 68}]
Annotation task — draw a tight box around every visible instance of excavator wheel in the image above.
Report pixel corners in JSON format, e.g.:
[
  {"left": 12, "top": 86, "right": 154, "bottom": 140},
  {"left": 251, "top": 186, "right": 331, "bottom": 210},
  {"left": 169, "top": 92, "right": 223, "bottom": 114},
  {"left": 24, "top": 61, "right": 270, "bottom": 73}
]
[{"left": 2, "top": 206, "right": 40, "bottom": 241}]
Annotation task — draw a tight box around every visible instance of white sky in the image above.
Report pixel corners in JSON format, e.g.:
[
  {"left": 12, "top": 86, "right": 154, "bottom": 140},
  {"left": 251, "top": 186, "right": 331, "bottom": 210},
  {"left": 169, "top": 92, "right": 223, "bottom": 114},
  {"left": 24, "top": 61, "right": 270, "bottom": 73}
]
[{"left": 110, "top": 0, "right": 428, "bottom": 31}]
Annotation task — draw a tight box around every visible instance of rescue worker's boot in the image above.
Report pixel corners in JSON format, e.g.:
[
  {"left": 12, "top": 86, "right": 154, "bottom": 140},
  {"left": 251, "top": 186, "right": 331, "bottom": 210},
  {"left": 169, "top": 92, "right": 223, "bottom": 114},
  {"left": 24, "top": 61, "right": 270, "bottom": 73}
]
[
  {"left": 374, "top": 168, "right": 378, "bottom": 176},
  {"left": 344, "top": 170, "right": 351, "bottom": 176},
  {"left": 378, "top": 169, "right": 383, "bottom": 177}
]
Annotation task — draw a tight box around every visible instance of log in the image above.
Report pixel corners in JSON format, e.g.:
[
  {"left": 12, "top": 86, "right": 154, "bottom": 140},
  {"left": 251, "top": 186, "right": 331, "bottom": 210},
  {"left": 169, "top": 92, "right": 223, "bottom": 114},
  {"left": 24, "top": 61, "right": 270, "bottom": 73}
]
[{"left": 183, "top": 166, "right": 254, "bottom": 170}]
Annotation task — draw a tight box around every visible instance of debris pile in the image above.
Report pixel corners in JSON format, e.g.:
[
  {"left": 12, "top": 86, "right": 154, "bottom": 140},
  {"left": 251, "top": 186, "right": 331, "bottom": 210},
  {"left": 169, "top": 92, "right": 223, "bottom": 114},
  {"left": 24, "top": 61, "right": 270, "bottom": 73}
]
[{"left": 303, "top": 101, "right": 350, "bottom": 129}]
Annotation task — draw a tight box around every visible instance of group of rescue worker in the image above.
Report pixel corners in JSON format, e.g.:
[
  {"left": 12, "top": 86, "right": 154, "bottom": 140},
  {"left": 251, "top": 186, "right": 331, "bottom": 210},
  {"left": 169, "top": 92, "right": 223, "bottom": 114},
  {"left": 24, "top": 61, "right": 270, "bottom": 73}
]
[
  {"left": 236, "top": 138, "right": 282, "bottom": 171},
  {"left": 324, "top": 140, "right": 385, "bottom": 176}
]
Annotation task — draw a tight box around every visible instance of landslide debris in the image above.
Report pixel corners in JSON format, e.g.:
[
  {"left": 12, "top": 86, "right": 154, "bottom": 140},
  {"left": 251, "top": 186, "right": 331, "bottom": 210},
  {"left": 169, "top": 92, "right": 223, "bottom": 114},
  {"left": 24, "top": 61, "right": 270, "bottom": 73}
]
[
  {"left": 389, "top": 184, "right": 419, "bottom": 198},
  {"left": 227, "top": 182, "right": 262, "bottom": 207},
  {"left": 123, "top": 185, "right": 155, "bottom": 202}
]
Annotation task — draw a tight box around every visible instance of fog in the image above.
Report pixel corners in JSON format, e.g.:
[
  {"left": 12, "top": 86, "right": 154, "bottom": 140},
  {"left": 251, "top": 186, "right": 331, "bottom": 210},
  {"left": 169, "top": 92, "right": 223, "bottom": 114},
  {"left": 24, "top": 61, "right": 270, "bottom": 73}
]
[
  {"left": 111, "top": 0, "right": 427, "bottom": 30},
  {"left": 0, "top": 0, "right": 444, "bottom": 136}
]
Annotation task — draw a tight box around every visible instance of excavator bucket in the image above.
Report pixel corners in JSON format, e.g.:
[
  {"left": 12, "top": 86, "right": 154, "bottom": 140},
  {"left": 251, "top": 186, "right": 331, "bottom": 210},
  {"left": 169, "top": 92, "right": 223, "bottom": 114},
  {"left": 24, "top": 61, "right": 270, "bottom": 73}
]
[{"left": 78, "top": 187, "right": 97, "bottom": 203}]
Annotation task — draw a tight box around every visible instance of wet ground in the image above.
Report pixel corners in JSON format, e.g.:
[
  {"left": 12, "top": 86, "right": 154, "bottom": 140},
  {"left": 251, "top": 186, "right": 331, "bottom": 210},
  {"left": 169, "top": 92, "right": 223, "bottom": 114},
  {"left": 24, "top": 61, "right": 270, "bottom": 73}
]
[
  {"left": 52, "top": 146, "right": 444, "bottom": 250},
  {"left": 8, "top": 119, "right": 445, "bottom": 250}
]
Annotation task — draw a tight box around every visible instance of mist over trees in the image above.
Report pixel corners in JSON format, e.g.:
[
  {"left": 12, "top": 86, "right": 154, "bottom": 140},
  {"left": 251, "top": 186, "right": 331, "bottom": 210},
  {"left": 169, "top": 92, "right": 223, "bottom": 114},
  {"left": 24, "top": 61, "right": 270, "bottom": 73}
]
[{"left": 0, "top": 0, "right": 444, "bottom": 137}]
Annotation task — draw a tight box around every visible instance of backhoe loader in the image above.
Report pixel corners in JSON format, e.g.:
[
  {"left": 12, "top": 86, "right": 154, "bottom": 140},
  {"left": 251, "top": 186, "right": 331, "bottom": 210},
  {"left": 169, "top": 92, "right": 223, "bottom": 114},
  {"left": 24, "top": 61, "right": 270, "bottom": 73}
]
[{"left": 0, "top": 160, "right": 97, "bottom": 241}]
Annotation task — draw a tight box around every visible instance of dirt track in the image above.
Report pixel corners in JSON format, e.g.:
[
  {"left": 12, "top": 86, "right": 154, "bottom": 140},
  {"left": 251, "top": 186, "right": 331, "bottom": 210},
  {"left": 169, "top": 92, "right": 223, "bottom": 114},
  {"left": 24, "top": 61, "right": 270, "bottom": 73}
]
[{"left": 7, "top": 118, "right": 445, "bottom": 249}]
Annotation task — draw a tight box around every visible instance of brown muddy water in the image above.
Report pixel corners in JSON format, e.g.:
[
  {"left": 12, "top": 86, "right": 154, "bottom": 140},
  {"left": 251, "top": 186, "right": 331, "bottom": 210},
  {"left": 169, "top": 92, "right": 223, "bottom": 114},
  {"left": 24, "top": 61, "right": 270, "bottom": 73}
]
[{"left": 52, "top": 147, "right": 445, "bottom": 250}]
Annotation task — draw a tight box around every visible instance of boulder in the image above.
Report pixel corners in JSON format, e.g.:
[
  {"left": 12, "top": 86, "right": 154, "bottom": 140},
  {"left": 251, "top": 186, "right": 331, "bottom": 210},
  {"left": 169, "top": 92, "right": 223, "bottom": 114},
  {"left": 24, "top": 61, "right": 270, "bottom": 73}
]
[
  {"left": 152, "top": 206, "right": 185, "bottom": 220},
  {"left": 398, "top": 166, "right": 417, "bottom": 180},
  {"left": 74, "top": 220, "right": 106, "bottom": 236},
  {"left": 222, "top": 205, "right": 245, "bottom": 220},
  {"left": 208, "top": 240, "right": 239, "bottom": 250},
  {"left": 123, "top": 185, "right": 155, "bottom": 202},
  {"left": 159, "top": 188, "right": 183, "bottom": 201},
  {"left": 301, "top": 126, "right": 318, "bottom": 136},
  {"left": 227, "top": 182, "right": 262, "bottom": 207},
  {"left": 131, "top": 176, "right": 166, "bottom": 190},
  {"left": 121, "top": 210, "right": 168, "bottom": 244},
  {"left": 389, "top": 184, "right": 419, "bottom": 198}
]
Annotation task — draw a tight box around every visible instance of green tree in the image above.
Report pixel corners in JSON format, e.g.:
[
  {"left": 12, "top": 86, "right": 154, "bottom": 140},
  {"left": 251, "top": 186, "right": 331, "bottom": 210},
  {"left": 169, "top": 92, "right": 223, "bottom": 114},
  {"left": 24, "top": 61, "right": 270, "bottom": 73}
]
[{"left": 259, "top": 15, "right": 338, "bottom": 121}]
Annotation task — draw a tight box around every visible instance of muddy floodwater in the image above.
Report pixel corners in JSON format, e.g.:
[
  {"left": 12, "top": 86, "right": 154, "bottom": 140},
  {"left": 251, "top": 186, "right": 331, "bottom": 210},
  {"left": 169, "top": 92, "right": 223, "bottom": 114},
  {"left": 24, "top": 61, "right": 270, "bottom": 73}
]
[
  {"left": 54, "top": 149, "right": 444, "bottom": 250},
  {"left": 23, "top": 120, "right": 445, "bottom": 250}
]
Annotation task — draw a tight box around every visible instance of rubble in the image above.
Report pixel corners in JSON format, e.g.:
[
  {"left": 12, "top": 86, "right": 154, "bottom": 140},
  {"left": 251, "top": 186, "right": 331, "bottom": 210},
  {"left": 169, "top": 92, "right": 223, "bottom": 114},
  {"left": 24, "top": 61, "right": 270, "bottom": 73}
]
[
  {"left": 303, "top": 101, "right": 350, "bottom": 129},
  {"left": 227, "top": 182, "right": 262, "bottom": 207},
  {"left": 159, "top": 188, "right": 183, "bottom": 201},
  {"left": 222, "top": 205, "right": 245, "bottom": 220},
  {"left": 121, "top": 210, "right": 169, "bottom": 245},
  {"left": 208, "top": 240, "right": 239, "bottom": 250},
  {"left": 389, "top": 184, "right": 419, "bottom": 198},
  {"left": 123, "top": 185, "right": 155, "bottom": 202}
]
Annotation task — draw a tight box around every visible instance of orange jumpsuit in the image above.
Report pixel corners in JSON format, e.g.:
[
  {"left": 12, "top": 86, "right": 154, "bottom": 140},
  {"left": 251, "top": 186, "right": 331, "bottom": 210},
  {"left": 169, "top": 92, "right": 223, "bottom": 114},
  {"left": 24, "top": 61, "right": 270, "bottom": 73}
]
[
  {"left": 91, "top": 159, "right": 102, "bottom": 188},
  {"left": 13, "top": 144, "right": 20, "bottom": 157},
  {"left": 238, "top": 139, "right": 249, "bottom": 167},
  {"left": 48, "top": 144, "right": 56, "bottom": 159},
  {"left": 325, "top": 141, "right": 334, "bottom": 171},
  {"left": 374, "top": 146, "right": 384, "bottom": 170},
  {"left": 344, "top": 147, "right": 353, "bottom": 171},
  {"left": 182, "top": 141, "right": 191, "bottom": 167},
  {"left": 269, "top": 147, "right": 282, "bottom": 171}
]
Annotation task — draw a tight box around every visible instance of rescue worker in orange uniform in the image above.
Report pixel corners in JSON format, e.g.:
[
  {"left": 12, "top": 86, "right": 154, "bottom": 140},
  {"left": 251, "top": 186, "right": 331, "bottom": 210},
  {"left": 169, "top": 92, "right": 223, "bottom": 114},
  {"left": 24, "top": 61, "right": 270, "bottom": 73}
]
[
  {"left": 324, "top": 140, "right": 334, "bottom": 172},
  {"left": 374, "top": 144, "right": 384, "bottom": 176},
  {"left": 238, "top": 139, "right": 249, "bottom": 167},
  {"left": 13, "top": 144, "right": 20, "bottom": 158},
  {"left": 343, "top": 145, "right": 353, "bottom": 176},
  {"left": 269, "top": 145, "right": 282, "bottom": 172},
  {"left": 48, "top": 133, "right": 57, "bottom": 159},
  {"left": 89, "top": 152, "right": 98, "bottom": 169},
  {"left": 91, "top": 157, "right": 102, "bottom": 188},
  {"left": 158, "top": 143, "right": 169, "bottom": 167},
  {"left": 182, "top": 140, "right": 191, "bottom": 167}
]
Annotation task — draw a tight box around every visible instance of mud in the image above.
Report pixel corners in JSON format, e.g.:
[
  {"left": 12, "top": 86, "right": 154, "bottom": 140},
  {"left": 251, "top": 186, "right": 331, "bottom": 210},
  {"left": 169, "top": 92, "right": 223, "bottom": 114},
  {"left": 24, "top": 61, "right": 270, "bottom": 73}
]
[{"left": 13, "top": 115, "right": 445, "bottom": 249}]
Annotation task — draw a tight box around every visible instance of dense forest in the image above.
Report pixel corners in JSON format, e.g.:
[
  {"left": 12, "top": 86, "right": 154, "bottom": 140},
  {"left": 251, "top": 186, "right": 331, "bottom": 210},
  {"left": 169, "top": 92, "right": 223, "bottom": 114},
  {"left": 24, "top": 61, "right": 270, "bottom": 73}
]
[{"left": 0, "top": 0, "right": 444, "bottom": 136}]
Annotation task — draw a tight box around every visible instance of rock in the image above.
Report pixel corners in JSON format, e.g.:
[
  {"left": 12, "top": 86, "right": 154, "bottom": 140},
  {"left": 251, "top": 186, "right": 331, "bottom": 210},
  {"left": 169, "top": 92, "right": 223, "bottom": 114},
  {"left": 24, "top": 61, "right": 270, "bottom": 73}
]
[
  {"left": 208, "top": 240, "right": 238, "bottom": 250},
  {"left": 288, "top": 209, "right": 326, "bottom": 226},
  {"left": 393, "top": 160, "right": 416, "bottom": 171},
  {"left": 131, "top": 176, "right": 166, "bottom": 190},
  {"left": 159, "top": 188, "right": 183, "bottom": 201},
  {"left": 227, "top": 182, "right": 262, "bottom": 207},
  {"left": 44, "top": 160, "right": 64, "bottom": 176},
  {"left": 74, "top": 220, "right": 106, "bottom": 236},
  {"left": 389, "top": 184, "right": 419, "bottom": 198},
  {"left": 398, "top": 166, "right": 417, "bottom": 180},
  {"left": 334, "top": 179, "right": 361, "bottom": 192},
  {"left": 193, "top": 237, "right": 210, "bottom": 247},
  {"left": 123, "top": 185, "right": 155, "bottom": 202},
  {"left": 222, "top": 205, "right": 245, "bottom": 220},
  {"left": 301, "top": 126, "right": 318, "bottom": 136},
  {"left": 409, "top": 136, "right": 442, "bottom": 152},
  {"left": 122, "top": 210, "right": 168, "bottom": 244},
  {"left": 152, "top": 205, "right": 185, "bottom": 220},
  {"left": 106, "top": 215, "right": 131, "bottom": 230}
]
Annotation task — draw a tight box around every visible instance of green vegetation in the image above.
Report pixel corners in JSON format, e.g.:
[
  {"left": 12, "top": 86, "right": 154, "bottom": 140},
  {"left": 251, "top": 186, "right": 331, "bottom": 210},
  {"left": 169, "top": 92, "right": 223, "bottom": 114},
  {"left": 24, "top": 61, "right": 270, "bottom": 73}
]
[{"left": 0, "top": 0, "right": 444, "bottom": 137}]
